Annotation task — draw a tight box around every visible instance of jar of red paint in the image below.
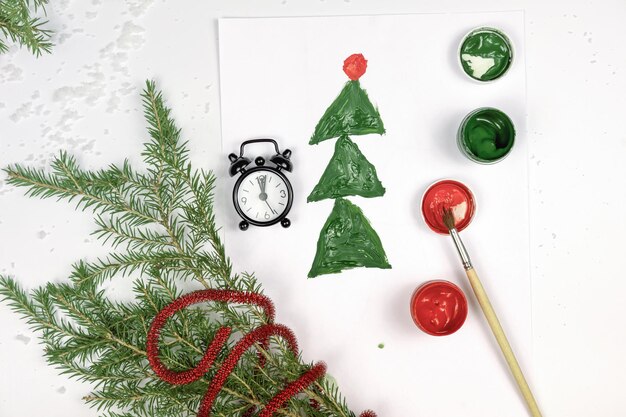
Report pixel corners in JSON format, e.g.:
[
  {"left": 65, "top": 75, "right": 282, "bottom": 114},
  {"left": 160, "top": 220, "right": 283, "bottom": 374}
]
[
  {"left": 410, "top": 280, "right": 468, "bottom": 336},
  {"left": 421, "top": 179, "right": 476, "bottom": 235}
]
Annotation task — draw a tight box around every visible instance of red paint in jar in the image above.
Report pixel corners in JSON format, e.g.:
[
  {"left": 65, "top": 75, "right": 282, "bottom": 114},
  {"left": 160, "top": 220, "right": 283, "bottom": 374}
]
[
  {"left": 421, "top": 179, "right": 476, "bottom": 234},
  {"left": 410, "top": 280, "right": 468, "bottom": 336}
]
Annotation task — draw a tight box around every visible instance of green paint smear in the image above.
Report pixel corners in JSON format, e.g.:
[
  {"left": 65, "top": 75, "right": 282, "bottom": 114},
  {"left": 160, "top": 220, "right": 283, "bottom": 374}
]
[
  {"left": 310, "top": 80, "right": 385, "bottom": 145},
  {"left": 458, "top": 108, "right": 515, "bottom": 162},
  {"left": 460, "top": 28, "right": 512, "bottom": 81},
  {"left": 308, "top": 136, "right": 385, "bottom": 202},
  {"left": 377, "top": 343, "right": 385, "bottom": 349},
  {"left": 308, "top": 198, "right": 391, "bottom": 278}
]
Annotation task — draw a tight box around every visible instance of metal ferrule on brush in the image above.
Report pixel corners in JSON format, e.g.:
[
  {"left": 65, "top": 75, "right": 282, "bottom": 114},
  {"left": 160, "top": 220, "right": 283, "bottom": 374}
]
[{"left": 449, "top": 228, "right": 472, "bottom": 270}]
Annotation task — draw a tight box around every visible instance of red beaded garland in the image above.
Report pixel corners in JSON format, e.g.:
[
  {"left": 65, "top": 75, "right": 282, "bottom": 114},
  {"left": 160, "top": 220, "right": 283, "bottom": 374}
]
[{"left": 146, "top": 289, "right": 376, "bottom": 417}]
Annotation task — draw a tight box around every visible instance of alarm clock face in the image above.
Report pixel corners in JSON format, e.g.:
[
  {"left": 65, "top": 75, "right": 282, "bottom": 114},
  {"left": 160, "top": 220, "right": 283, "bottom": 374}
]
[{"left": 234, "top": 168, "right": 293, "bottom": 226}]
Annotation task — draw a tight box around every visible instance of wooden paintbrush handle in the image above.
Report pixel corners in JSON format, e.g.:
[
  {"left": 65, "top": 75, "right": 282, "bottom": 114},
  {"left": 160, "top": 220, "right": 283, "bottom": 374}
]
[{"left": 465, "top": 268, "right": 543, "bottom": 417}]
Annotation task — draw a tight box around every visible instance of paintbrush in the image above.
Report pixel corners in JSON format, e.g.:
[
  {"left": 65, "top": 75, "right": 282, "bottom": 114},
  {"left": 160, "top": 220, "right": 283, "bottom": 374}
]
[{"left": 442, "top": 207, "right": 543, "bottom": 417}]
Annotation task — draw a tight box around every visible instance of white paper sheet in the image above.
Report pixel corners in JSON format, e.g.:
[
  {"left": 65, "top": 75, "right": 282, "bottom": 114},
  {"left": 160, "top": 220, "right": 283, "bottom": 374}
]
[{"left": 219, "top": 12, "right": 530, "bottom": 417}]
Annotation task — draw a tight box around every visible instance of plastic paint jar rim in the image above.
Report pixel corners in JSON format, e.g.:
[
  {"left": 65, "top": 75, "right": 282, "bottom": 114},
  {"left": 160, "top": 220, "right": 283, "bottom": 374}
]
[
  {"left": 410, "top": 280, "right": 468, "bottom": 336},
  {"left": 458, "top": 26, "right": 514, "bottom": 83},
  {"left": 457, "top": 107, "right": 516, "bottom": 164},
  {"left": 420, "top": 178, "right": 476, "bottom": 235}
]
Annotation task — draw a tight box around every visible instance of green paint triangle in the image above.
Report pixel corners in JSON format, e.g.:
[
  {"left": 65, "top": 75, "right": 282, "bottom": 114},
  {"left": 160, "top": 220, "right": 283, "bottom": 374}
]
[
  {"left": 308, "top": 136, "right": 385, "bottom": 202},
  {"left": 308, "top": 198, "right": 391, "bottom": 278},
  {"left": 310, "top": 80, "right": 385, "bottom": 145}
]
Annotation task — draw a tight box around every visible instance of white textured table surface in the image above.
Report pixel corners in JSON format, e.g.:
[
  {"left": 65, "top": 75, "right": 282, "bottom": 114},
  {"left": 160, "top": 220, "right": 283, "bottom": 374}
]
[{"left": 1, "top": 1, "right": 625, "bottom": 416}]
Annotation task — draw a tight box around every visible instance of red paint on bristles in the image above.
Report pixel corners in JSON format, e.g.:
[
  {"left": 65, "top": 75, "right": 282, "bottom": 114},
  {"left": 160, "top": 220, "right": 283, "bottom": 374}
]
[{"left": 146, "top": 288, "right": 376, "bottom": 417}]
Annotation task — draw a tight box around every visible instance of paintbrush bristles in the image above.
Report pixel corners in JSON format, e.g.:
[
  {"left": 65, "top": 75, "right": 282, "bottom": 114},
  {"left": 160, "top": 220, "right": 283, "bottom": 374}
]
[{"left": 442, "top": 207, "right": 456, "bottom": 231}]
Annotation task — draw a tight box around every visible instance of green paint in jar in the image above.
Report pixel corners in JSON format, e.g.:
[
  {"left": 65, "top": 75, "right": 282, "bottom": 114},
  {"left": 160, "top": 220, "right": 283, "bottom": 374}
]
[
  {"left": 459, "top": 27, "right": 513, "bottom": 82},
  {"left": 457, "top": 107, "right": 515, "bottom": 164}
]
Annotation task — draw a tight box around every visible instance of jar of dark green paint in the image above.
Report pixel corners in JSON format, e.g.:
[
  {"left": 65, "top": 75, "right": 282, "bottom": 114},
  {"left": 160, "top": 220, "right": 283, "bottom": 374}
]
[
  {"left": 457, "top": 107, "right": 515, "bottom": 164},
  {"left": 459, "top": 27, "right": 513, "bottom": 82}
]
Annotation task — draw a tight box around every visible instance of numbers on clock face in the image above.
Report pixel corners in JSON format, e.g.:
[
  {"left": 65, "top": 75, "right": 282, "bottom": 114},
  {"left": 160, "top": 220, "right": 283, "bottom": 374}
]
[{"left": 236, "top": 170, "right": 290, "bottom": 223}]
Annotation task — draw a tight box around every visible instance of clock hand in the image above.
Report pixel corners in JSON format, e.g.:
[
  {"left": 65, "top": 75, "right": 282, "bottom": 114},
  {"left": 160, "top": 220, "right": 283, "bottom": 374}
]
[
  {"left": 258, "top": 176, "right": 268, "bottom": 193},
  {"left": 256, "top": 177, "right": 268, "bottom": 203},
  {"left": 265, "top": 200, "right": 276, "bottom": 214}
]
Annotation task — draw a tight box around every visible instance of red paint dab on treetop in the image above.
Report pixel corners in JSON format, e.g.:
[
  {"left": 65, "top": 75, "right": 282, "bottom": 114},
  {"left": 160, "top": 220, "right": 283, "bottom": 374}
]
[{"left": 343, "top": 53, "right": 368, "bottom": 80}]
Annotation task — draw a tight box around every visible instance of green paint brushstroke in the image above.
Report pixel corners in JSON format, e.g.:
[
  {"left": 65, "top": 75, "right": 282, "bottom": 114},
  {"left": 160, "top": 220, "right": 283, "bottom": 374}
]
[
  {"left": 308, "top": 198, "right": 391, "bottom": 278},
  {"left": 308, "top": 136, "right": 385, "bottom": 202},
  {"left": 310, "top": 80, "right": 385, "bottom": 145}
]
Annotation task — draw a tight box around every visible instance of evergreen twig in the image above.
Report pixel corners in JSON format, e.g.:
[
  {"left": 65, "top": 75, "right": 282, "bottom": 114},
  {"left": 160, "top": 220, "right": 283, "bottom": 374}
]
[
  {"left": 0, "top": 0, "right": 52, "bottom": 56},
  {"left": 0, "top": 80, "right": 359, "bottom": 417}
]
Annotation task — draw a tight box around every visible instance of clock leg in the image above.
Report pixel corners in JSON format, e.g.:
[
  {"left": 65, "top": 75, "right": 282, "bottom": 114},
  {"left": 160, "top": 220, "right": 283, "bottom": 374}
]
[
  {"left": 239, "top": 220, "right": 249, "bottom": 231},
  {"left": 280, "top": 218, "right": 291, "bottom": 228}
]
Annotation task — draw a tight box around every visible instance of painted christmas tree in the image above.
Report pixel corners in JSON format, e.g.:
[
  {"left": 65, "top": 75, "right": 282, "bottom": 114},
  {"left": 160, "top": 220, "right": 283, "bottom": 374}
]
[{"left": 308, "top": 53, "right": 391, "bottom": 278}]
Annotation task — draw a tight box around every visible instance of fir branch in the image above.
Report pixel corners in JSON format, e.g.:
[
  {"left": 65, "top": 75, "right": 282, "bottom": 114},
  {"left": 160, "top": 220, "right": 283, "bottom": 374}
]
[
  {"left": 0, "top": 0, "right": 52, "bottom": 56},
  {"left": 0, "top": 80, "right": 361, "bottom": 417}
]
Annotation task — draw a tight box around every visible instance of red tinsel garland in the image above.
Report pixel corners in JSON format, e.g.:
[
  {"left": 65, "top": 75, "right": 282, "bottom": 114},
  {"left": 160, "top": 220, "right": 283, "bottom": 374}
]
[{"left": 146, "top": 289, "right": 376, "bottom": 417}]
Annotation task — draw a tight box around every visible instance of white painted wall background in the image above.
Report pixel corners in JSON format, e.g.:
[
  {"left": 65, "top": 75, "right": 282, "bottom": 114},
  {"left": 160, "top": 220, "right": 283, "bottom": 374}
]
[{"left": 0, "top": 1, "right": 624, "bottom": 416}]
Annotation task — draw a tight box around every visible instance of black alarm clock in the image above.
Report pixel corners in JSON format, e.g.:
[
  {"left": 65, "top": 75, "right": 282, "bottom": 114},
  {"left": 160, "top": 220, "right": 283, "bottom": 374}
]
[{"left": 228, "top": 138, "right": 293, "bottom": 231}]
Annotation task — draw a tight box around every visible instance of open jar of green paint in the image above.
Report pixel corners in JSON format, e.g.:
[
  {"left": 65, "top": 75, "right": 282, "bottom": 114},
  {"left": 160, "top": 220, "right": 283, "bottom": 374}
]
[
  {"left": 459, "top": 27, "right": 513, "bottom": 82},
  {"left": 457, "top": 107, "right": 516, "bottom": 164}
]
